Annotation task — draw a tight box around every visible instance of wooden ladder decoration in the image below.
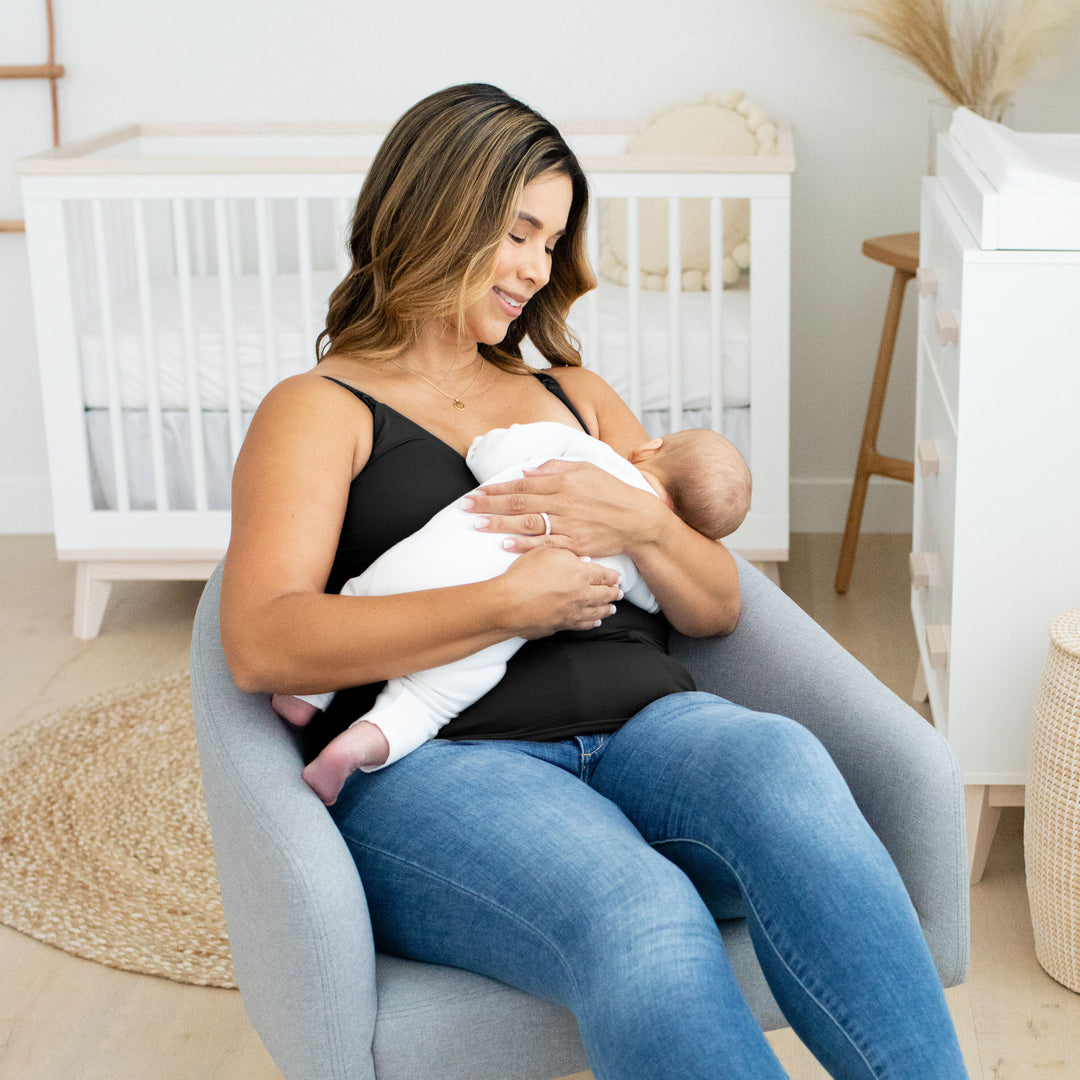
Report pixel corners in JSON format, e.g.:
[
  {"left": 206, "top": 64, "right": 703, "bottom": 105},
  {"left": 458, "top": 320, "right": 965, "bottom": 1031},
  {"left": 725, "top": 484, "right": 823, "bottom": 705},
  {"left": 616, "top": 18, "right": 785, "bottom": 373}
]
[{"left": 1, "top": 0, "right": 63, "bottom": 235}]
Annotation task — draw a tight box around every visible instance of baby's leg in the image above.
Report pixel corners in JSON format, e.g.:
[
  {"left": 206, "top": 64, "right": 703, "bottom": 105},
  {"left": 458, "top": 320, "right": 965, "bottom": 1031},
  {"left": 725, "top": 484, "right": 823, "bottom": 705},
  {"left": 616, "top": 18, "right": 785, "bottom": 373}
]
[
  {"left": 302, "top": 721, "right": 390, "bottom": 806},
  {"left": 272, "top": 694, "right": 320, "bottom": 727}
]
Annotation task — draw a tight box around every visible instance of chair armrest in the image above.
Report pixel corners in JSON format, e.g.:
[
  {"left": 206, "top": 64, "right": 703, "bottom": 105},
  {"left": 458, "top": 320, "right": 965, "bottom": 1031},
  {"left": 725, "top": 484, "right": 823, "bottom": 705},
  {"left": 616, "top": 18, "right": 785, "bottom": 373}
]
[
  {"left": 191, "top": 564, "right": 378, "bottom": 1080},
  {"left": 669, "top": 556, "right": 969, "bottom": 988}
]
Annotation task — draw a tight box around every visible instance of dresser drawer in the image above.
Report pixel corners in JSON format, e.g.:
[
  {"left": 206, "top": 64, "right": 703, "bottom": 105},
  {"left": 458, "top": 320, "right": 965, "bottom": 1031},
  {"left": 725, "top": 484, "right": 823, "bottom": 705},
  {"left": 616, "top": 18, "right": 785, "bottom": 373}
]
[
  {"left": 918, "top": 186, "right": 964, "bottom": 422},
  {"left": 912, "top": 343, "right": 957, "bottom": 718}
]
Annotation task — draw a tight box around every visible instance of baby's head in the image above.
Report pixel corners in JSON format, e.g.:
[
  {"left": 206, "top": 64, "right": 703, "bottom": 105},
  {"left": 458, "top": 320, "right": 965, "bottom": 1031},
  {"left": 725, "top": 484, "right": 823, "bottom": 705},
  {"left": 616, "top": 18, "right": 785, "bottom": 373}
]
[{"left": 630, "top": 429, "right": 751, "bottom": 540}]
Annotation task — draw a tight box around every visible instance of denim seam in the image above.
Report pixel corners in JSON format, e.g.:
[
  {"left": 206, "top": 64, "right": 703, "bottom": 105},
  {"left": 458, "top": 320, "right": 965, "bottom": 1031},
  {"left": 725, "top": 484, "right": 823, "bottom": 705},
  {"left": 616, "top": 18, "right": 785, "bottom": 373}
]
[
  {"left": 574, "top": 735, "right": 606, "bottom": 782},
  {"left": 580, "top": 735, "right": 605, "bottom": 758},
  {"left": 651, "top": 836, "right": 883, "bottom": 1080},
  {"left": 337, "top": 833, "right": 585, "bottom": 1007}
]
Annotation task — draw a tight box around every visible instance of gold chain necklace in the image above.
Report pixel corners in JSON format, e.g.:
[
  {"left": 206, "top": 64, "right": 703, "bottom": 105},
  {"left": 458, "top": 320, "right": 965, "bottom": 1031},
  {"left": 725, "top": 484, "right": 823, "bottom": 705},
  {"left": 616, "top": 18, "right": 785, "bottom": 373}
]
[{"left": 389, "top": 355, "right": 485, "bottom": 410}]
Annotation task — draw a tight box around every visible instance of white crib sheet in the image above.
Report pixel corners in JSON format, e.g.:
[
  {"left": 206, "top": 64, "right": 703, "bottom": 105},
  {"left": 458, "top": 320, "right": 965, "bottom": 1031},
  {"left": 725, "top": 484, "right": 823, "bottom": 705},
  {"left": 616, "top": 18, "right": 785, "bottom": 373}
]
[
  {"left": 86, "top": 405, "right": 751, "bottom": 512},
  {"left": 77, "top": 274, "right": 752, "bottom": 413}
]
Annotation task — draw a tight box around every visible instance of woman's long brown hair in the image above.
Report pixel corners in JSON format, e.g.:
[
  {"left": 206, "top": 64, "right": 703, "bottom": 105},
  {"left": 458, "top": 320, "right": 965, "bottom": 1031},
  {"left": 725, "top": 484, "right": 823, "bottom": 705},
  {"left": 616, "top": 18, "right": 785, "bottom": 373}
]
[{"left": 317, "top": 83, "right": 595, "bottom": 372}]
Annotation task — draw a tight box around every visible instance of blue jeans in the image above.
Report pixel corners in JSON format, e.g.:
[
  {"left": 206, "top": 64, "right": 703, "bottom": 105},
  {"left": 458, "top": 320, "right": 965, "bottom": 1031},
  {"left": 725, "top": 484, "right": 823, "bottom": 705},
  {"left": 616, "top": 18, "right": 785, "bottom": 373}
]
[{"left": 330, "top": 691, "right": 966, "bottom": 1079}]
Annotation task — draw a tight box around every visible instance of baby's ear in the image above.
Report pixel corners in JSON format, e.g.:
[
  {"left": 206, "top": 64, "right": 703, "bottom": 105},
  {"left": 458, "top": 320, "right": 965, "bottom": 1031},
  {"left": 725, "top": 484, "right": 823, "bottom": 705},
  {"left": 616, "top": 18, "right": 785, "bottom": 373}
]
[{"left": 628, "top": 437, "right": 664, "bottom": 464}]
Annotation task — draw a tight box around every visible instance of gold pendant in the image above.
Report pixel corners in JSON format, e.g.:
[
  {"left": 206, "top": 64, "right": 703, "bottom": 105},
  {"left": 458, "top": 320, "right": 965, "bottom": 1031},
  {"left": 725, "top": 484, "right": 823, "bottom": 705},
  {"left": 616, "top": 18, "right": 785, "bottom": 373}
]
[{"left": 453, "top": 399, "right": 466, "bottom": 410}]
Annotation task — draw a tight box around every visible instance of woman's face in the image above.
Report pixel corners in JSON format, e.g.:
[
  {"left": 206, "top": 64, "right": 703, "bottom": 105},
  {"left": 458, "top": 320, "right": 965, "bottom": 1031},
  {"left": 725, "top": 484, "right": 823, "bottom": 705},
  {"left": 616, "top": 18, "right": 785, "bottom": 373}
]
[{"left": 464, "top": 171, "right": 574, "bottom": 346}]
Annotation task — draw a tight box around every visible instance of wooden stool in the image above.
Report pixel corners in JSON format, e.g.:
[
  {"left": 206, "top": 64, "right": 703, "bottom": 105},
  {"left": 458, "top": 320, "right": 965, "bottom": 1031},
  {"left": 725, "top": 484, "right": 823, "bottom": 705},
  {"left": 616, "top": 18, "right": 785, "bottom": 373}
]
[{"left": 835, "top": 232, "right": 919, "bottom": 594}]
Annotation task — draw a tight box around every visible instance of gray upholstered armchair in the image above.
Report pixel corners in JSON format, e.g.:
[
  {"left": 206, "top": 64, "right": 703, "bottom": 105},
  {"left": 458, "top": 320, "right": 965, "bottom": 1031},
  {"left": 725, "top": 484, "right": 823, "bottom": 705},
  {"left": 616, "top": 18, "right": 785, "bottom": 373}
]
[{"left": 191, "top": 555, "right": 968, "bottom": 1080}]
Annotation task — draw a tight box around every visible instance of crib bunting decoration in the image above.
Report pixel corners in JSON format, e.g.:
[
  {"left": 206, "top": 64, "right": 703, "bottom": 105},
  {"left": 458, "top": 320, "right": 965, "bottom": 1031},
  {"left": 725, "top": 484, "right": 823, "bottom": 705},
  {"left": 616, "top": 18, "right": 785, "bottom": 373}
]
[{"left": 600, "top": 91, "right": 779, "bottom": 292}]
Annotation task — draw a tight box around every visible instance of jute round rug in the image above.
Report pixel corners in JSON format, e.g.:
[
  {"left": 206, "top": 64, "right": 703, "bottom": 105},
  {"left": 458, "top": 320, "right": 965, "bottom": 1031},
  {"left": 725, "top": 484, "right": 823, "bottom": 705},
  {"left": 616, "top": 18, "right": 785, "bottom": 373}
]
[{"left": 0, "top": 672, "right": 235, "bottom": 988}]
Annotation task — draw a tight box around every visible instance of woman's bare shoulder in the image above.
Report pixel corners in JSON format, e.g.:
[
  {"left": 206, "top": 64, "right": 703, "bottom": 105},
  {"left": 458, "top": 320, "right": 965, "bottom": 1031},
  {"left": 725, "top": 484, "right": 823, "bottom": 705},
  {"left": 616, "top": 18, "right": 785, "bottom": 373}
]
[
  {"left": 542, "top": 365, "right": 647, "bottom": 451},
  {"left": 258, "top": 368, "right": 363, "bottom": 409},
  {"left": 542, "top": 364, "right": 608, "bottom": 395},
  {"left": 241, "top": 369, "right": 374, "bottom": 477}
]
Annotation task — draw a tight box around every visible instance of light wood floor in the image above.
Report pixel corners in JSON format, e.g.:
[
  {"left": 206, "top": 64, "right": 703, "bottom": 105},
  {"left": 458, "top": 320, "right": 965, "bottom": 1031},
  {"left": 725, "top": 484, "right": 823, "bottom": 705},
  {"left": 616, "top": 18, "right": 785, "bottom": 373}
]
[{"left": 1, "top": 533, "right": 1077, "bottom": 1079}]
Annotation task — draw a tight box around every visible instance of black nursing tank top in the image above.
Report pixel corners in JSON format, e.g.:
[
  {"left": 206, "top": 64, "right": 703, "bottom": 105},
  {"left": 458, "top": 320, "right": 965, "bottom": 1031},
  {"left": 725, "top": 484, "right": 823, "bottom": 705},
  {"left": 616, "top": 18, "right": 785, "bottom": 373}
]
[{"left": 298, "top": 371, "right": 694, "bottom": 761}]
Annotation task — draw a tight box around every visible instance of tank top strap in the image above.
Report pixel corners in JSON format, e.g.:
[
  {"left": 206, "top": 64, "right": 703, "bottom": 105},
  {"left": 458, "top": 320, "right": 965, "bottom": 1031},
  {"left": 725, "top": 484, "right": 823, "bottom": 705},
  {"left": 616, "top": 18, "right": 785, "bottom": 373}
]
[
  {"left": 322, "top": 369, "right": 588, "bottom": 434},
  {"left": 321, "top": 374, "right": 375, "bottom": 408},
  {"left": 532, "top": 371, "right": 589, "bottom": 433}
]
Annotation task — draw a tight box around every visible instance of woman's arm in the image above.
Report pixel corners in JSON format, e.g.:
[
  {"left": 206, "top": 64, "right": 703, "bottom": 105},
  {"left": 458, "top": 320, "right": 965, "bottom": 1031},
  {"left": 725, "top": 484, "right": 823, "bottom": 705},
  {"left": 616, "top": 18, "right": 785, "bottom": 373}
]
[
  {"left": 221, "top": 375, "right": 621, "bottom": 694},
  {"left": 464, "top": 367, "right": 741, "bottom": 638}
]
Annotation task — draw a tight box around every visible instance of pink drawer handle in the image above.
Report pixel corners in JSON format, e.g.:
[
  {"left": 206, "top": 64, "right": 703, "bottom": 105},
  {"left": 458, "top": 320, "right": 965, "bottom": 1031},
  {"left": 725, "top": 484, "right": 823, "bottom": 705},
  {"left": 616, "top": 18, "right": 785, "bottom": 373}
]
[
  {"left": 917, "top": 439, "right": 940, "bottom": 478},
  {"left": 916, "top": 267, "right": 938, "bottom": 297},
  {"left": 935, "top": 310, "right": 958, "bottom": 346},
  {"left": 925, "top": 624, "right": 949, "bottom": 669},
  {"left": 910, "top": 552, "right": 930, "bottom": 589}
]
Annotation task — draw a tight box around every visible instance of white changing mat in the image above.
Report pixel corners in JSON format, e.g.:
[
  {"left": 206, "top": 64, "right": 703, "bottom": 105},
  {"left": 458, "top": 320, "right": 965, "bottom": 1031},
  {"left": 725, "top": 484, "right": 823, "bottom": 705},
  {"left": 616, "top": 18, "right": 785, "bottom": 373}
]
[
  {"left": 949, "top": 107, "right": 1080, "bottom": 194},
  {"left": 77, "top": 274, "right": 753, "bottom": 412}
]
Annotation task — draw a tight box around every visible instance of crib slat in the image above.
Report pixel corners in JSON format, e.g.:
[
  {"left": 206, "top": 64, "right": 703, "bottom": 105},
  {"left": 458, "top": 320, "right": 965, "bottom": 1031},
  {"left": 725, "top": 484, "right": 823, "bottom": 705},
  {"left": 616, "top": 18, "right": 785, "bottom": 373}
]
[
  {"left": 255, "top": 197, "right": 278, "bottom": 387},
  {"left": 626, "top": 196, "right": 641, "bottom": 419},
  {"left": 709, "top": 197, "right": 726, "bottom": 432},
  {"left": 69, "top": 204, "right": 94, "bottom": 327},
  {"left": 172, "top": 197, "right": 210, "bottom": 512},
  {"left": 227, "top": 200, "right": 243, "bottom": 275},
  {"left": 584, "top": 198, "right": 601, "bottom": 374},
  {"left": 131, "top": 199, "right": 170, "bottom": 510},
  {"left": 193, "top": 199, "right": 209, "bottom": 276},
  {"left": 214, "top": 199, "right": 243, "bottom": 461},
  {"left": 334, "top": 197, "right": 351, "bottom": 278},
  {"left": 667, "top": 197, "right": 682, "bottom": 433},
  {"left": 296, "top": 197, "right": 315, "bottom": 369},
  {"left": 90, "top": 199, "right": 131, "bottom": 513}
]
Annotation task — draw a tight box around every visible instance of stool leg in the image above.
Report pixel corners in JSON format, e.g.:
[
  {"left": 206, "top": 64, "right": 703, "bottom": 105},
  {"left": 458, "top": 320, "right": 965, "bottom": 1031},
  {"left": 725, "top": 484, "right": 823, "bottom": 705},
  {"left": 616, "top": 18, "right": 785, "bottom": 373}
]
[{"left": 835, "top": 267, "right": 915, "bottom": 593}]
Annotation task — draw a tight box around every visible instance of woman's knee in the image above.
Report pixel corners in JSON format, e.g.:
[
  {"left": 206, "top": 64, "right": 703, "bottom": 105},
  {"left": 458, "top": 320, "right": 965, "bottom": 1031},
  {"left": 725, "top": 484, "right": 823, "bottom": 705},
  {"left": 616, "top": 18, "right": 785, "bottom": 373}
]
[
  {"left": 610, "top": 692, "right": 840, "bottom": 796},
  {"left": 594, "top": 694, "right": 863, "bottom": 873},
  {"left": 569, "top": 850, "right": 726, "bottom": 995}
]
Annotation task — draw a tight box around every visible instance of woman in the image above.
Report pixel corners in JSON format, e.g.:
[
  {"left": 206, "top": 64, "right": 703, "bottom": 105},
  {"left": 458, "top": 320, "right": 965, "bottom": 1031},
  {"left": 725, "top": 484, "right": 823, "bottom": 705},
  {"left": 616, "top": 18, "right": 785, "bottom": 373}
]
[{"left": 220, "top": 83, "right": 966, "bottom": 1079}]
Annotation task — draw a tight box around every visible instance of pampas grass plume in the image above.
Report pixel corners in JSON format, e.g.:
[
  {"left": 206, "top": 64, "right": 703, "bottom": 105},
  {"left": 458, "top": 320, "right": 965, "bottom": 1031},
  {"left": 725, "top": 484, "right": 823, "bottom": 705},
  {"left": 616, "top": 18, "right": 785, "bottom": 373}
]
[
  {"left": 836, "top": 0, "right": 1080, "bottom": 119},
  {"left": 993, "top": 0, "right": 1080, "bottom": 105}
]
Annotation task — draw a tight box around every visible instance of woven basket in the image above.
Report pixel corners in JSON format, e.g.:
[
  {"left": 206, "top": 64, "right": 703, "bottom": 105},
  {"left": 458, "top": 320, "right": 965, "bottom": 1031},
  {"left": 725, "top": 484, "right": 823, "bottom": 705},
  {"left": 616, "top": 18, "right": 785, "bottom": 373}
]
[{"left": 1025, "top": 608, "right": 1080, "bottom": 992}]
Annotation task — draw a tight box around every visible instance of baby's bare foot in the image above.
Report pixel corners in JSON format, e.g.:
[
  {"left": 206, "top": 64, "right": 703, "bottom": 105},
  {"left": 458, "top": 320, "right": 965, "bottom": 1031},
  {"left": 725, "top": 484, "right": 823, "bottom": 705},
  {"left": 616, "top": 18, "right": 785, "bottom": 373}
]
[
  {"left": 272, "top": 694, "right": 319, "bottom": 727},
  {"left": 301, "top": 721, "right": 390, "bottom": 806}
]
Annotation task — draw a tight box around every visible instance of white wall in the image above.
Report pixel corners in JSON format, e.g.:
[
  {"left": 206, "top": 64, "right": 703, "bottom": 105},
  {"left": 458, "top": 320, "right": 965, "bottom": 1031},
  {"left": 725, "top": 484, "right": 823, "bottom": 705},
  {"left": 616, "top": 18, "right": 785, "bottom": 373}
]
[{"left": 4, "top": 0, "right": 1080, "bottom": 533}]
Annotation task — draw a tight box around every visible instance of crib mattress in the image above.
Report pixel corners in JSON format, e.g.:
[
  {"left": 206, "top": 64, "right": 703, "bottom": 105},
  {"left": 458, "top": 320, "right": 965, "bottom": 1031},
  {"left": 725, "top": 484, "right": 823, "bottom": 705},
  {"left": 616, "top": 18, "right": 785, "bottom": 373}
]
[{"left": 77, "top": 273, "right": 752, "bottom": 413}]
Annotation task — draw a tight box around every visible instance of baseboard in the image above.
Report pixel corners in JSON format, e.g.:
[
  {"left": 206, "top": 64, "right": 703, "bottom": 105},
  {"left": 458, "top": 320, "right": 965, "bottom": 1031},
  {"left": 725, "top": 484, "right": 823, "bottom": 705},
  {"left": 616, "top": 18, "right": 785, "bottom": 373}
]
[
  {"left": 0, "top": 478, "right": 53, "bottom": 534},
  {"left": 790, "top": 476, "right": 912, "bottom": 535}
]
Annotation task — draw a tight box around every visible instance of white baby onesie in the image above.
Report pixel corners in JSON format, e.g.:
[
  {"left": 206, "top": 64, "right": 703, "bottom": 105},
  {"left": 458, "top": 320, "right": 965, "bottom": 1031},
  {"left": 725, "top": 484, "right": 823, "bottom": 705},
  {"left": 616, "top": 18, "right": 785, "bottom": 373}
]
[{"left": 301, "top": 421, "right": 659, "bottom": 770}]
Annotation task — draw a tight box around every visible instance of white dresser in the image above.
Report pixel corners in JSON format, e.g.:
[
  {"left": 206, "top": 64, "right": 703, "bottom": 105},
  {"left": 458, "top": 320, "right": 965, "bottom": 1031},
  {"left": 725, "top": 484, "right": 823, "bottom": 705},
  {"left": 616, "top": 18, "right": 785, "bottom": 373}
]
[{"left": 913, "top": 168, "right": 1080, "bottom": 883}]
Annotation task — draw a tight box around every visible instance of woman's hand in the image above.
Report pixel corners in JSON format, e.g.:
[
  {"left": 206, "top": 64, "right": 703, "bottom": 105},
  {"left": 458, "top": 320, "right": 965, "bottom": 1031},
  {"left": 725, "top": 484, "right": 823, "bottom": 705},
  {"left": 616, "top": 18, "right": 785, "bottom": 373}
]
[
  {"left": 496, "top": 546, "right": 623, "bottom": 638},
  {"left": 464, "top": 460, "right": 662, "bottom": 559},
  {"left": 464, "top": 455, "right": 740, "bottom": 640}
]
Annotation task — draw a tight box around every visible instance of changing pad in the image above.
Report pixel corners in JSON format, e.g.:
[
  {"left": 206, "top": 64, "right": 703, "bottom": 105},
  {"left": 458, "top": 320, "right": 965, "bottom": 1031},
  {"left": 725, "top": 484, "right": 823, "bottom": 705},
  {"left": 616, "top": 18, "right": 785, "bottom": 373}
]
[{"left": 949, "top": 108, "right": 1080, "bottom": 195}]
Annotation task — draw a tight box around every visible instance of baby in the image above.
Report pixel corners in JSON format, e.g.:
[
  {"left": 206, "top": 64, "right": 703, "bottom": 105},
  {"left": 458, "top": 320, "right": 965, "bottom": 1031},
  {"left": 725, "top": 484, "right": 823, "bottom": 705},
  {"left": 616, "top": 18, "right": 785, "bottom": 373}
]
[{"left": 275, "top": 421, "right": 751, "bottom": 804}]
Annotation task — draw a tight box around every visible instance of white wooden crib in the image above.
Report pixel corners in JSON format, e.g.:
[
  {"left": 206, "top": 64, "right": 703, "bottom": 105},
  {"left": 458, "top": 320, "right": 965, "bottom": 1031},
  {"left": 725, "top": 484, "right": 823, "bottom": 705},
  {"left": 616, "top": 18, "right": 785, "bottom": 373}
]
[{"left": 18, "top": 121, "right": 794, "bottom": 637}]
